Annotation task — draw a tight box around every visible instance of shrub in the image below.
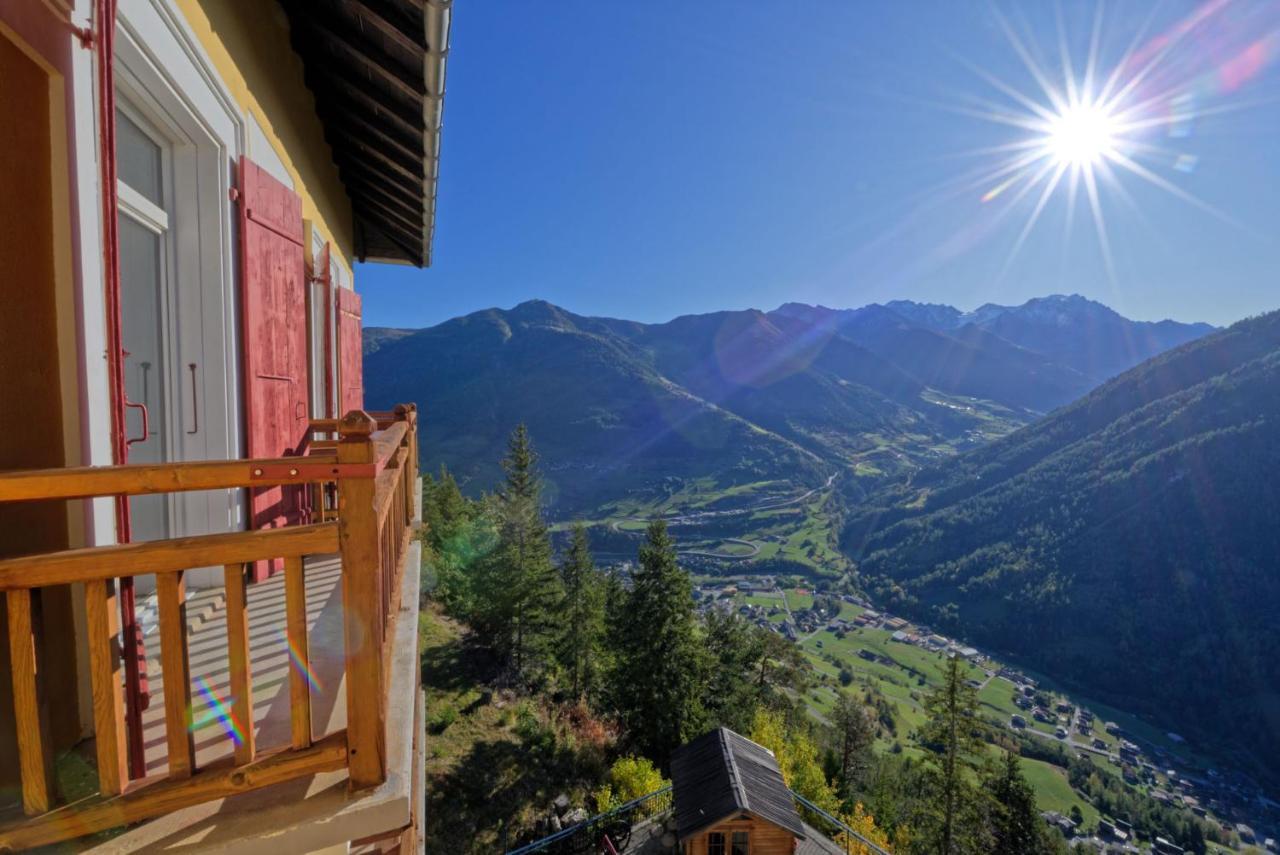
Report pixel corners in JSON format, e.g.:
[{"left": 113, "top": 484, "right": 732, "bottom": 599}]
[
  {"left": 594, "top": 756, "right": 670, "bottom": 817},
  {"left": 565, "top": 700, "right": 610, "bottom": 752},
  {"left": 429, "top": 705, "right": 458, "bottom": 734},
  {"left": 514, "top": 700, "right": 556, "bottom": 751}
]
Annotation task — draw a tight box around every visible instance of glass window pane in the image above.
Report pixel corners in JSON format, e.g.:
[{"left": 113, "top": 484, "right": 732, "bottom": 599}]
[
  {"left": 707, "top": 831, "right": 725, "bottom": 855},
  {"left": 118, "top": 214, "right": 168, "bottom": 540},
  {"left": 116, "top": 109, "right": 163, "bottom": 206},
  {"left": 731, "top": 830, "right": 749, "bottom": 855}
]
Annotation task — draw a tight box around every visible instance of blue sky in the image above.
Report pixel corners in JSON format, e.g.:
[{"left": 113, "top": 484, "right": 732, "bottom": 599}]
[{"left": 357, "top": 1, "right": 1280, "bottom": 329}]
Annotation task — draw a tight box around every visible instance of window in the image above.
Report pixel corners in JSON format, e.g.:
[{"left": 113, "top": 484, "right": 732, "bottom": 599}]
[
  {"left": 731, "top": 830, "right": 749, "bottom": 855},
  {"left": 707, "top": 831, "right": 725, "bottom": 855},
  {"left": 115, "top": 101, "right": 173, "bottom": 543}
]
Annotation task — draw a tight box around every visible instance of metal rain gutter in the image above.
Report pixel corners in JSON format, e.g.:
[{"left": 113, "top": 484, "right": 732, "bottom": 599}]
[{"left": 421, "top": 0, "right": 451, "bottom": 267}]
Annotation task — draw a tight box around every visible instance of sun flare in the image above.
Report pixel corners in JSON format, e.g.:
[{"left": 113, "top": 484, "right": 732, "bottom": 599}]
[
  {"left": 945, "top": 0, "right": 1278, "bottom": 282},
  {"left": 1044, "top": 101, "right": 1119, "bottom": 167}
]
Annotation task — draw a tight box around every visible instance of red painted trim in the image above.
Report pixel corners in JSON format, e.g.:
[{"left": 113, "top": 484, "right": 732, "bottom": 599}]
[
  {"left": 234, "top": 156, "right": 257, "bottom": 577},
  {"left": 318, "top": 242, "right": 333, "bottom": 419},
  {"left": 94, "top": 0, "right": 149, "bottom": 780}
]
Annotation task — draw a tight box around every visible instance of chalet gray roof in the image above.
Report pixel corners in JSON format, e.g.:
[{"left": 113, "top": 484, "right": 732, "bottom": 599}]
[{"left": 669, "top": 727, "right": 807, "bottom": 841}]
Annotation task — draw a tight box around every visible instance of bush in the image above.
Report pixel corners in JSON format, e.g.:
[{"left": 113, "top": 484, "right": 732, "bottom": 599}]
[
  {"left": 593, "top": 756, "right": 670, "bottom": 816},
  {"left": 429, "top": 705, "right": 458, "bottom": 734},
  {"left": 514, "top": 700, "right": 556, "bottom": 751}
]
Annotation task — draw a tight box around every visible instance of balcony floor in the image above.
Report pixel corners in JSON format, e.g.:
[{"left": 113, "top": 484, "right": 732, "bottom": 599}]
[
  {"left": 136, "top": 554, "right": 349, "bottom": 777},
  {"left": 82, "top": 537, "right": 423, "bottom": 854}
]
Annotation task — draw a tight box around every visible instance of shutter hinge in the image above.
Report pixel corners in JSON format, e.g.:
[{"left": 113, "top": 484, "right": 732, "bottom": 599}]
[{"left": 229, "top": 187, "right": 240, "bottom": 203}]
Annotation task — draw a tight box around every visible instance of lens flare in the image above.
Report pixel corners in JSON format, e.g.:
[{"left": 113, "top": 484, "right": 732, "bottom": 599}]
[
  {"left": 942, "top": 0, "right": 1280, "bottom": 280},
  {"left": 279, "top": 629, "right": 323, "bottom": 693},
  {"left": 192, "top": 675, "right": 246, "bottom": 746}
]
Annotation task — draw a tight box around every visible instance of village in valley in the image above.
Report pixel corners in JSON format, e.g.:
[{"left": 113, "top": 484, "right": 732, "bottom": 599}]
[{"left": 685, "top": 574, "right": 1279, "bottom": 854}]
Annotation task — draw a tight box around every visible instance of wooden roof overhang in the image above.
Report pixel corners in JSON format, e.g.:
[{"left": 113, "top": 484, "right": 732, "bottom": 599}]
[{"left": 279, "top": 0, "right": 450, "bottom": 267}]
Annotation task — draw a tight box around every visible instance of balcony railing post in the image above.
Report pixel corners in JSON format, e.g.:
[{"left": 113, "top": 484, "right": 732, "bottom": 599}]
[
  {"left": 6, "top": 588, "right": 54, "bottom": 814},
  {"left": 408, "top": 404, "right": 419, "bottom": 483},
  {"left": 336, "top": 409, "right": 386, "bottom": 789},
  {"left": 393, "top": 404, "right": 416, "bottom": 525}
]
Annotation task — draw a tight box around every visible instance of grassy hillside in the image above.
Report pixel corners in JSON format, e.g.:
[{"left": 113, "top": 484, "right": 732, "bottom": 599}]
[{"left": 421, "top": 604, "right": 608, "bottom": 853}]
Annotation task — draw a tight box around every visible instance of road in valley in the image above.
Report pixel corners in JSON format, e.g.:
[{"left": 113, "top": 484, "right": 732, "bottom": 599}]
[{"left": 614, "top": 472, "right": 839, "bottom": 529}]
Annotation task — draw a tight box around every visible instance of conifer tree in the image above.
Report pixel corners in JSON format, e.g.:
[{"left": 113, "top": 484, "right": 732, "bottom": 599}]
[
  {"left": 422, "top": 466, "right": 496, "bottom": 618},
  {"left": 608, "top": 520, "right": 705, "bottom": 762},
  {"left": 986, "top": 750, "right": 1048, "bottom": 855},
  {"left": 481, "top": 424, "right": 561, "bottom": 681},
  {"left": 423, "top": 465, "right": 470, "bottom": 549},
  {"left": 919, "top": 655, "right": 989, "bottom": 855},
  {"left": 701, "top": 610, "right": 763, "bottom": 733},
  {"left": 832, "top": 691, "right": 877, "bottom": 802},
  {"left": 557, "top": 523, "right": 605, "bottom": 702}
]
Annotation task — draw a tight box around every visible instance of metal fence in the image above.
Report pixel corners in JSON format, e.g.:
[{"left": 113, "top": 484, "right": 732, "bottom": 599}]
[
  {"left": 506, "top": 786, "right": 893, "bottom": 855},
  {"left": 505, "top": 786, "right": 673, "bottom": 855},
  {"left": 791, "top": 792, "right": 894, "bottom": 855}
]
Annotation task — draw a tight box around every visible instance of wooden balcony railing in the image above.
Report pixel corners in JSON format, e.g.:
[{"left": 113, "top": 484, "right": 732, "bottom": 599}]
[{"left": 0, "top": 405, "right": 419, "bottom": 850}]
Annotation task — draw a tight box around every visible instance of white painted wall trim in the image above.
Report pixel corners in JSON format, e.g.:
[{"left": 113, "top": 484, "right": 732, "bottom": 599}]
[
  {"left": 69, "top": 0, "right": 117, "bottom": 548},
  {"left": 114, "top": 0, "right": 249, "bottom": 587}
]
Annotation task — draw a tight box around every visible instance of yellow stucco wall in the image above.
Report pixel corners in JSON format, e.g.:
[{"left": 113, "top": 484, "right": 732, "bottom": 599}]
[{"left": 174, "top": 0, "right": 354, "bottom": 280}]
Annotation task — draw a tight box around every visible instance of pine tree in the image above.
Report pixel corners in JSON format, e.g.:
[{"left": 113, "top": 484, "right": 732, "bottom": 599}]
[
  {"left": 986, "top": 751, "right": 1045, "bottom": 855},
  {"left": 483, "top": 425, "right": 561, "bottom": 681},
  {"left": 919, "top": 655, "right": 989, "bottom": 855},
  {"left": 558, "top": 523, "right": 605, "bottom": 701},
  {"left": 422, "top": 465, "right": 470, "bottom": 551},
  {"left": 422, "top": 466, "right": 495, "bottom": 618},
  {"left": 832, "top": 691, "right": 876, "bottom": 803},
  {"left": 608, "top": 520, "right": 705, "bottom": 763},
  {"left": 754, "top": 629, "right": 809, "bottom": 708},
  {"left": 701, "top": 610, "right": 764, "bottom": 733}
]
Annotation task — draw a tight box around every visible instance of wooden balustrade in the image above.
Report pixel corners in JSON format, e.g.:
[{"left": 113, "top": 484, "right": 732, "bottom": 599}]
[{"left": 0, "top": 406, "right": 419, "bottom": 850}]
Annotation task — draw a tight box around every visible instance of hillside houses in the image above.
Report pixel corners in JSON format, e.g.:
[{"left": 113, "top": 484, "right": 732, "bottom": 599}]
[{"left": 692, "top": 581, "right": 1278, "bottom": 847}]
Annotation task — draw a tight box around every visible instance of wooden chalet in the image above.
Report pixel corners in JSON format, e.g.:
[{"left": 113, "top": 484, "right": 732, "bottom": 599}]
[
  {"left": 0, "top": 0, "right": 448, "bottom": 850},
  {"left": 670, "top": 729, "right": 844, "bottom": 855}
]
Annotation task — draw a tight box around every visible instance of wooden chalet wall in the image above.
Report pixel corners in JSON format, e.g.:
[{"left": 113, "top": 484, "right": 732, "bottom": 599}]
[
  {"left": 0, "top": 17, "right": 82, "bottom": 789},
  {"left": 684, "top": 815, "right": 801, "bottom": 855}
]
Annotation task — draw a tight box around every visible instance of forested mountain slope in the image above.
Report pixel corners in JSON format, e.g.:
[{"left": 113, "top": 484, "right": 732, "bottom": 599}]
[
  {"left": 365, "top": 296, "right": 1212, "bottom": 515},
  {"left": 364, "top": 300, "right": 827, "bottom": 511},
  {"left": 843, "top": 309, "right": 1280, "bottom": 777},
  {"left": 364, "top": 301, "right": 1009, "bottom": 511}
]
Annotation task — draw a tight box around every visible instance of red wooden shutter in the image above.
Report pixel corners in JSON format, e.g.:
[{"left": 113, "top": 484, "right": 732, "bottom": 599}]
[
  {"left": 238, "top": 156, "right": 309, "bottom": 579},
  {"left": 337, "top": 287, "right": 364, "bottom": 415},
  {"left": 317, "top": 241, "right": 334, "bottom": 419}
]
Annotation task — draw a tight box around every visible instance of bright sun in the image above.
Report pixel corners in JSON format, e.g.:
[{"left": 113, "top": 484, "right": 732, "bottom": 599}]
[{"left": 1044, "top": 101, "right": 1119, "bottom": 167}]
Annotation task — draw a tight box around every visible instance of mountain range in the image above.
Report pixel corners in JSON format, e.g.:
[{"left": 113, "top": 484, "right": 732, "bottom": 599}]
[
  {"left": 365, "top": 292, "right": 1280, "bottom": 780},
  {"left": 843, "top": 308, "right": 1280, "bottom": 778},
  {"left": 364, "top": 294, "right": 1212, "bottom": 511}
]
